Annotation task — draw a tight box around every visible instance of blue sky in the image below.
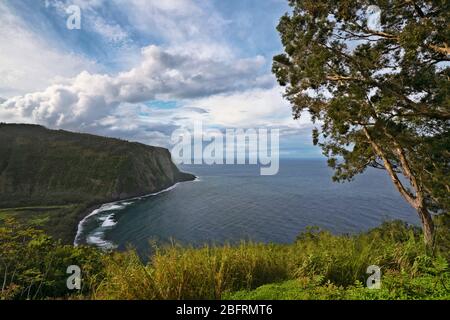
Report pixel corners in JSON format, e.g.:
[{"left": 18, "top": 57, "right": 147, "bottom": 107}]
[{"left": 0, "top": 0, "right": 322, "bottom": 158}]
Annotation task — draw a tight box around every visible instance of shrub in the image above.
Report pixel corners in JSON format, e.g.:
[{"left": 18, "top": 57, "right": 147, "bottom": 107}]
[{"left": 0, "top": 218, "right": 103, "bottom": 300}]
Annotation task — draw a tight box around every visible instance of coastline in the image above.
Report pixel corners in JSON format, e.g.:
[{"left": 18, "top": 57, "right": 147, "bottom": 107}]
[{"left": 73, "top": 174, "right": 198, "bottom": 247}]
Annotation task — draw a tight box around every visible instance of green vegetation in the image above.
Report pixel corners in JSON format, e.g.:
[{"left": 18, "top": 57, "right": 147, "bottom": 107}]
[
  {"left": 1, "top": 0, "right": 448, "bottom": 302},
  {"left": 272, "top": 0, "right": 449, "bottom": 245},
  {"left": 1, "top": 218, "right": 448, "bottom": 300},
  {"left": 0, "top": 123, "right": 194, "bottom": 242},
  {"left": 0, "top": 205, "right": 89, "bottom": 243},
  {"left": 0, "top": 218, "right": 103, "bottom": 300},
  {"left": 226, "top": 273, "right": 450, "bottom": 300}
]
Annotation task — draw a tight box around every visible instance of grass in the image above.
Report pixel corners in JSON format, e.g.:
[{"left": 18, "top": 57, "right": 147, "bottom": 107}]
[
  {"left": 0, "top": 205, "right": 73, "bottom": 212},
  {"left": 225, "top": 273, "right": 450, "bottom": 300},
  {"left": 1, "top": 218, "right": 449, "bottom": 300},
  {"left": 95, "top": 242, "right": 291, "bottom": 299},
  {"left": 92, "top": 219, "right": 450, "bottom": 300},
  {"left": 0, "top": 204, "right": 87, "bottom": 243}
]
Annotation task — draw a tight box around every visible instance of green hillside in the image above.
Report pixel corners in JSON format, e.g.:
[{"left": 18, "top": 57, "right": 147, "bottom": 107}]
[{"left": 0, "top": 123, "right": 195, "bottom": 241}]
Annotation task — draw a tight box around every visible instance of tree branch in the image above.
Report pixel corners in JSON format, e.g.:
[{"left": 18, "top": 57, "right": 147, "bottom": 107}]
[
  {"left": 363, "top": 126, "right": 417, "bottom": 207},
  {"left": 383, "top": 129, "right": 423, "bottom": 204}
]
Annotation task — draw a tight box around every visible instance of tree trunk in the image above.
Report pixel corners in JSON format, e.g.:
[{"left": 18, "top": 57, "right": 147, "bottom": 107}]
[
  {"left": 362, "top": 127, "right": 436, "bottom": 247},
  {"left": 417, "top": 205, "right": 435, "bottom": 247}
]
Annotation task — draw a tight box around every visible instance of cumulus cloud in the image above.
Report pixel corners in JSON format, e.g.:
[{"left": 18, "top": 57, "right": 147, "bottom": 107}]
[
  {"left": 87, "top": 86, "right": 310, "bottom": 146},
  {"left": 0, "top": 45, "right": 269, "bottom": 128},
  {"left": 0, "top": 0, "right": 314, "bottom": 156}
]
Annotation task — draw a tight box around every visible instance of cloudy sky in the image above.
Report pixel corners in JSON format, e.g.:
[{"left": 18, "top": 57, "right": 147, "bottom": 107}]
[{"left": 0, "top": 0, "right": 321, "bottom": 158}]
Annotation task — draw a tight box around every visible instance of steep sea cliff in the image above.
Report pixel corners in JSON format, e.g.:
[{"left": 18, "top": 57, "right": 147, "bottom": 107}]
[{"left": 0, "top": 123, "right": 195, "bottom": 242}]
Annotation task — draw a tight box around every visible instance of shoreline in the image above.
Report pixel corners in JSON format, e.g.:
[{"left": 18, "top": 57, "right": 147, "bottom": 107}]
[{"left": 73, "top": 175, "right": 198, "bottom": 247}]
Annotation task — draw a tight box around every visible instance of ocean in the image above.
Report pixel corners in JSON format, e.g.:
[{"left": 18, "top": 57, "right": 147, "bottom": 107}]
[{"left": 74, "top": 159, "right": 419, "bottom": 257}]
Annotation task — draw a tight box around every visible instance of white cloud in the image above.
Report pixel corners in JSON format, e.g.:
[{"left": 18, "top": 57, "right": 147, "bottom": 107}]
[
  {"left": 120, "top": 0, "right": 221, "bottom": 40},
  {"left": 80, "top": 87, "right": 311, "bottom": 148},
  {"left": 45, "top": 0, "right": 106, "bottom": 12},
  {"left": 0, "top": 2, "right": 98, "bottom": 97},
  {"left": 0, "top": 45, "right": 269, "bottom": 128},
  {"left": 91, "top": 16, "right": 129, "bottom": 44},
  {"left": 184, "top": 86, "right": 306, "bottom": 129},
  {"left": 0, "top": 0, "right": 312, "bottom": 151},
  {"left": 44, "top": 0, "right": 130, "bottom": 45},
  {"left": 115, "top": 0, "right": 232, "bottom": 60}
]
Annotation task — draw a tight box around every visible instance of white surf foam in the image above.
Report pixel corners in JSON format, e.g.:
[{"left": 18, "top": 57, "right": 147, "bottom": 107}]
[
  {"left": 74, "top": 201, "right": 130, "bottom": 246},
  {"left": 73, "top": 178, "right": 197, "bottom": 247},
  {"left": 86, "top": 232, "right": 117, "bottom": 250},
  {"left": 101, "top": 213, "right": 117, "bottom": 227}
]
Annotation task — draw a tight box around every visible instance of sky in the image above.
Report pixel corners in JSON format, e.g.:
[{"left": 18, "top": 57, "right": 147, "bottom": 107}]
[{"left": 0, "top": 0, "right": 322, "bottom": 158}]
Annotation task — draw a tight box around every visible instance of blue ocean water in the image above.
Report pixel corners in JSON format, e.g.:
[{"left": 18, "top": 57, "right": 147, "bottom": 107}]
[{"left": 76, "top": 159, "right": 419, "bottom": 256}]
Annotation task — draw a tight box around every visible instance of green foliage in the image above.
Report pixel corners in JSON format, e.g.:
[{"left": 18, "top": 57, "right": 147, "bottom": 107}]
[
  {"left": 227, "top": 221, "right": 450, "bottom": 300},
  {"left": 95, "top": 220, "right": 449, "bottom": 300},
  {"left": 0, "top": 205, "right": 90, "bottom": 243},
  {"left": 1, "top": 219, "right": 448, "bottom": 300},
  {"left": 272, "top": 0, "right": 450, "bottom": 244},
  {"left": 291, "top": 222, "right": 427, "bottom": 286},
  {"left": 0, "top": 218, "right": 103, "bottom": 300},
  {"left": 95, "top": 243, "right": 289, "bottom": 300},
  {"left": 226, "top": 272, "right": 450, "bottom": 300},
  {"left": 0, "top": 123, "right": 193, "bottom": 208}
]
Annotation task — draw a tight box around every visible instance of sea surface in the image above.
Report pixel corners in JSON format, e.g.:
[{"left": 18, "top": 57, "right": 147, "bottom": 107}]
[{"left": 74, "top": 159, "right": 419, "bottom": 257}]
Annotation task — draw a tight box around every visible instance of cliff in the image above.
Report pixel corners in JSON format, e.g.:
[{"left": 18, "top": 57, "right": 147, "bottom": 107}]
[{"left": 0, "top": 123, "right": 195, "bottom": 208}]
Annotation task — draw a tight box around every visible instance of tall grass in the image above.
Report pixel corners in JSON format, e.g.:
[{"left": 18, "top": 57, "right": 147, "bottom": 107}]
[
  {"left": 290, "top": 221, "right": 426, "bottom": 286},
  {"left": 95, "top": 242, "right": 289, "bottom": 299},
  {"left": 2, "top": 218, "right": 446, "bottom": 300},
  {"left": 94, "top": 220, "right": 447, "bottom": 300}
]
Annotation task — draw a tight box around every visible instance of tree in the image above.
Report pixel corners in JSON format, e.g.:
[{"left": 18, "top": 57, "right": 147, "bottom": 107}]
[{"left": 273, "top": 0, "right": 449, "bottom": 246}]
